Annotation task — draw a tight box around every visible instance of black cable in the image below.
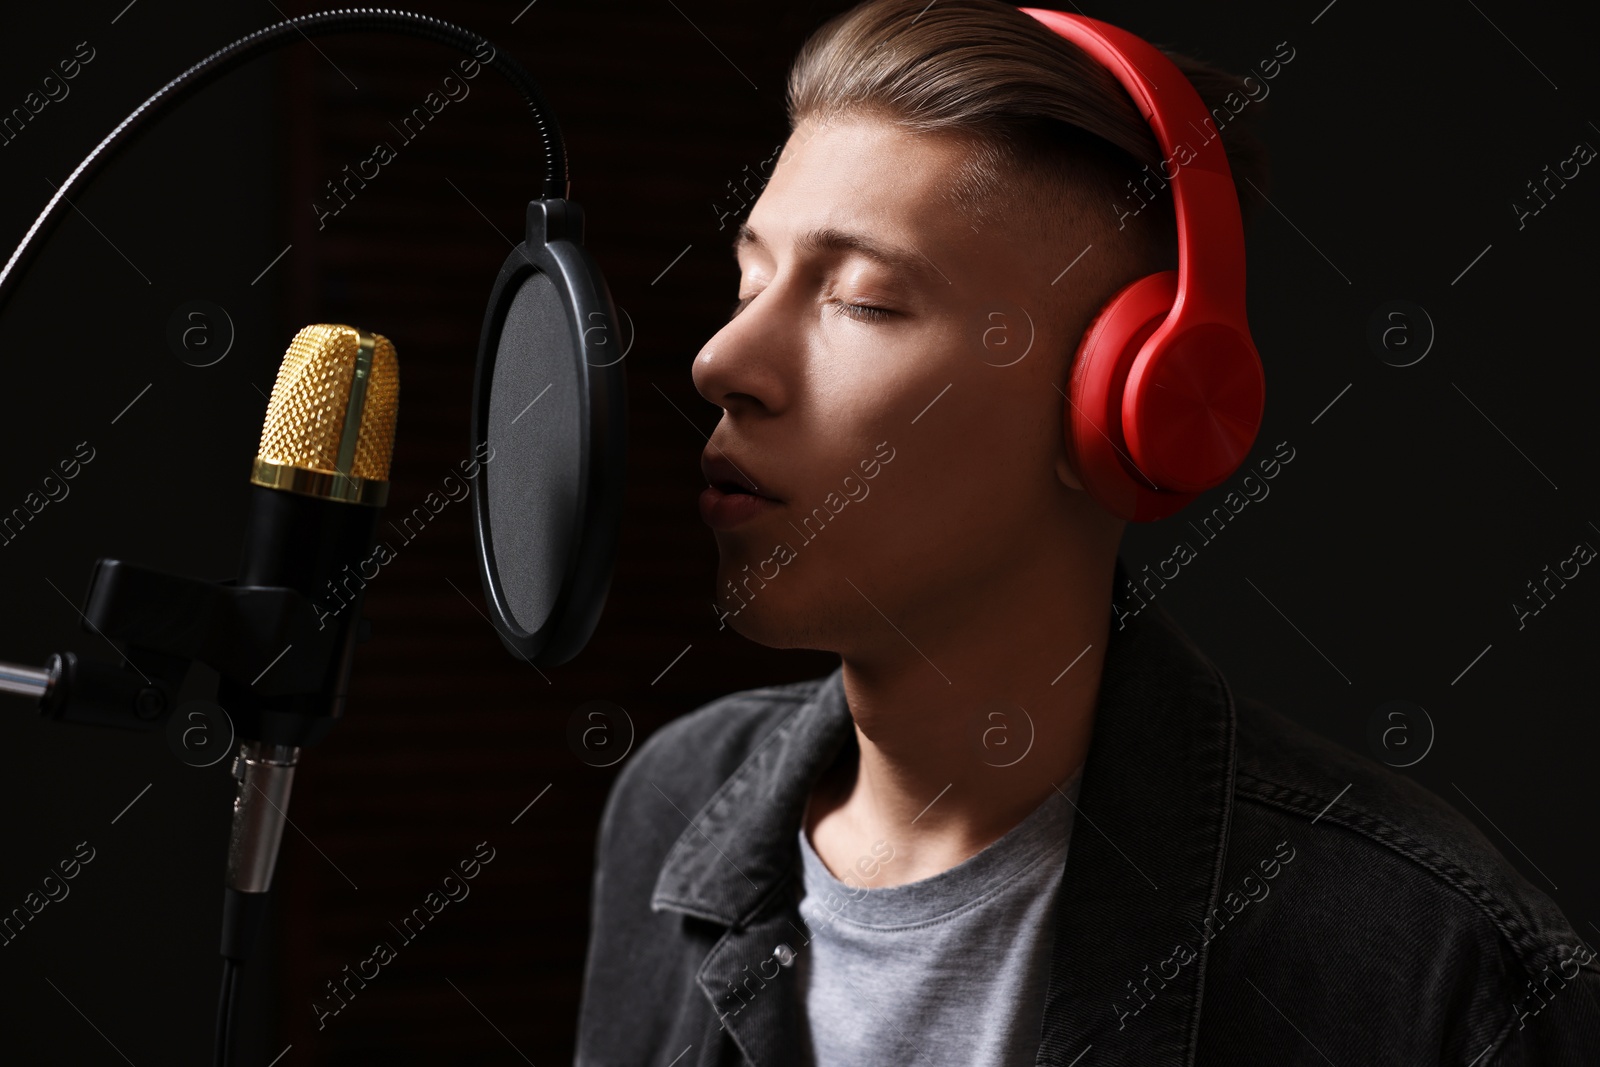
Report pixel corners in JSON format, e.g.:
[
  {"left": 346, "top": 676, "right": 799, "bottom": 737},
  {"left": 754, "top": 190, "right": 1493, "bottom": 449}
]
[
  {"left": 0, "top": 7, "right": 569, "bottom": 319},
  {"left": 214, "top": 956, "right": 241, "bottom": 1067}
]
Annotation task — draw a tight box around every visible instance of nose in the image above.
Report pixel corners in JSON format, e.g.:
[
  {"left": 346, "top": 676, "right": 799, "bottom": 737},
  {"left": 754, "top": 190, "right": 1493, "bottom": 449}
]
[{"left": 691, "top": 291, "right": 790, "bottom": 417}]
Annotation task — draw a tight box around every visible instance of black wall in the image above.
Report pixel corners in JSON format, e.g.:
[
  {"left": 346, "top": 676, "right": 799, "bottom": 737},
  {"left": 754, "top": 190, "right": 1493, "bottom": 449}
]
[{"left": 0, "top": 1, "right": 1594, "bottom": 1063}]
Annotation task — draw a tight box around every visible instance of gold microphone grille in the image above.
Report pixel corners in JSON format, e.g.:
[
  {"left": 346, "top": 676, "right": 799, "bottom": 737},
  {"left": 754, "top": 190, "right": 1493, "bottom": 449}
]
[{"left": 256, "top": 324, "right": 399, "bottom": 483}]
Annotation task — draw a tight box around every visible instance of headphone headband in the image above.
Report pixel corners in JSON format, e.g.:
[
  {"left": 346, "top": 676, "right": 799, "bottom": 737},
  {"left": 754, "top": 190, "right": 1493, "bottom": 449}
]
[
  {"left": 1019, "top": 8, "right": 1247, "bottom": 328},
  {"left": 1017, "top": 8, "right": 1266, "bottom": 521}
]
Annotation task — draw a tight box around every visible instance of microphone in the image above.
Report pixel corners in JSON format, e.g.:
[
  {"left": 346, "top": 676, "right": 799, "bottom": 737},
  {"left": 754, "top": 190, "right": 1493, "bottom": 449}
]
[
  {"left": 220, "top": 323, "right": 399, "bottom": 967},
  {"left": 0, "top": 322, "right": 400, "bottom": 1065},
  {"left": 208, "top": 322, "right": 399, "bottom": 1067}
]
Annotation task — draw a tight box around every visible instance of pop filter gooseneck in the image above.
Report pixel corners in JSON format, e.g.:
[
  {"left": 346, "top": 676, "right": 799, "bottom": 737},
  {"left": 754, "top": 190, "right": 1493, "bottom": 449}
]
[{"left": 0, "top": 7, "right": 569, "bottom": 305}]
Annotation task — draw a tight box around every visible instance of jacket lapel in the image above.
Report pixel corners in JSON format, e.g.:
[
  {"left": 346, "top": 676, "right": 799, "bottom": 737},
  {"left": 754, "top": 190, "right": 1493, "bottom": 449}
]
[
  {"left": 651, "top": 668, "right": 856, "bottom": 1066},
  {"left": 1034, "top": 599, "right": 1238, "bottom": 1066}
]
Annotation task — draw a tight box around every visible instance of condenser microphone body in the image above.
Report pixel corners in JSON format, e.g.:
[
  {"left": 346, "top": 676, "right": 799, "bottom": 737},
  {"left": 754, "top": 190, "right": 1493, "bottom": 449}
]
[
  {"left": 221, "top": 323, "right": 399, "bottom": 960},
  {"left": 223, "top": 324, "right": 399, "bottom": 747}
]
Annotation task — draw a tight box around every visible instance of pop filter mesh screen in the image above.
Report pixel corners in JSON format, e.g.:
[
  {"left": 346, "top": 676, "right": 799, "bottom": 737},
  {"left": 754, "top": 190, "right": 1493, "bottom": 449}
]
[{"left": 485, "top": 270, "right": 583, "bottom": 637}]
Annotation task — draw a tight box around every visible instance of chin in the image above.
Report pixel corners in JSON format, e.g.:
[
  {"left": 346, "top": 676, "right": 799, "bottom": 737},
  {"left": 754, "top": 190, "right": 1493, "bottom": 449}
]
[{"left": 712, "top": 588, "right": 837, "bottom": 652}]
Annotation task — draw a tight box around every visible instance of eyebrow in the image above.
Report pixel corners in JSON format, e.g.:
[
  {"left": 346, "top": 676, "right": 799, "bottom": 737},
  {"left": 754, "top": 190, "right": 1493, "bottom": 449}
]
[{"left": 732, "top": 221, "right": 942, "bottom": 285}]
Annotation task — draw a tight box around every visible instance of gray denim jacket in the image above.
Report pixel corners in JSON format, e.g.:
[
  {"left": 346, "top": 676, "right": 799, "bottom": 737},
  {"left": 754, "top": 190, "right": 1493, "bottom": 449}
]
[{"left": 575, "top": 589, "right": 1600, "bottom": 1065}]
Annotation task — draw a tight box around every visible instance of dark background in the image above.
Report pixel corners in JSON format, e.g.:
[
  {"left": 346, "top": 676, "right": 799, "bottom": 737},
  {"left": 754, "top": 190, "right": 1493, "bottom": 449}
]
[{"left": 0, "top": 0, "right": 1595, "bottom": 1062}]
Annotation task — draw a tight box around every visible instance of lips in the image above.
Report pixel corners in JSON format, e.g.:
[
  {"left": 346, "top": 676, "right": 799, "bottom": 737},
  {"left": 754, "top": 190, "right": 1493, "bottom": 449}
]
[
  {"left": 700, "top": 449, "right": 781, "bottom": 502},
  {"left": 698, "top": 448, "right": 783, "bottom": 532}
]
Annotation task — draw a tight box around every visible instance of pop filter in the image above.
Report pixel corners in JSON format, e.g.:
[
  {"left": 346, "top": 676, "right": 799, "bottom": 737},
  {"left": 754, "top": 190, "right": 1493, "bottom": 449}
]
[{"left": 470, "top": 198, "right": 628, "bottom": 667}]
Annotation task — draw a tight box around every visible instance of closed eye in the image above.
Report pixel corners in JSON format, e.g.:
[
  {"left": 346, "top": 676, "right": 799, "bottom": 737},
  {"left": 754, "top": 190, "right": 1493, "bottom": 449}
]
[
  {"left": 831, "top": 300, "right": 893, "bottom": 323},
  {"left": 728, "top": 293, "right": 896, "bottom": 324}
]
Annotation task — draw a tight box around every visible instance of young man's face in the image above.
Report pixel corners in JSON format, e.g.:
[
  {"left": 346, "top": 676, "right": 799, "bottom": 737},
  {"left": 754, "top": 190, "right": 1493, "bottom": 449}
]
[{"left": 692, "top": 113, "right": 1119, "bottom": 653}]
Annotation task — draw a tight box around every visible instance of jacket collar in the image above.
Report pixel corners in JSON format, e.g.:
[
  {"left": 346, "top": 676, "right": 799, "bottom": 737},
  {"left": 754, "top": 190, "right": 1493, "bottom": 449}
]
[{"left": 651, "top": 559, "right": 1238, "bottom": 1067}]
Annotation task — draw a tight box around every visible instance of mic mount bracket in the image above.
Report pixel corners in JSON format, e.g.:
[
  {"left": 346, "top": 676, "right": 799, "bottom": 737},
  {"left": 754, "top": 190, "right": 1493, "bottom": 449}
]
[
  {"left": 25, "top": 557, "right": 370, "bottom": 743},
  {"left": 84, "top": 558, "right": 347, "bottom": 696}
]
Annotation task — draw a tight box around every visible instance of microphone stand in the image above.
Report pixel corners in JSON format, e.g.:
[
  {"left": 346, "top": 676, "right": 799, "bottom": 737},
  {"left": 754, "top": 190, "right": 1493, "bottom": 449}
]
[
  {"left": 0, "top": 560, "right": 374, "bottom": 1058},
  {"left": 0, "top": 9, "right": 579, "bottom": 1065}
]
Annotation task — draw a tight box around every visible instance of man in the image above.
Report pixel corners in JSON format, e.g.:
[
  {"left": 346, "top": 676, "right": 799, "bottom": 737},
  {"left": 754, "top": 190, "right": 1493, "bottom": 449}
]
[{"left": 575, "top": 1, "right": 1600, "bottom": 1064}]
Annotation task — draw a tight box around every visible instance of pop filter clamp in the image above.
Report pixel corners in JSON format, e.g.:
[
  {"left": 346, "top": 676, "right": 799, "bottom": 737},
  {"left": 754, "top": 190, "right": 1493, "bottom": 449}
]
[{"left": 0, "top": 9, "right": 627, "bottom": 1064}]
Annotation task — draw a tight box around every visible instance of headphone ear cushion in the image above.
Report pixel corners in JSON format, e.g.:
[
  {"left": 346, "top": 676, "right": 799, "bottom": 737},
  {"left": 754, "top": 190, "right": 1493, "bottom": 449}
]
[{"left": 1064, "top": 271, "right": 1198, "bottom": 521}]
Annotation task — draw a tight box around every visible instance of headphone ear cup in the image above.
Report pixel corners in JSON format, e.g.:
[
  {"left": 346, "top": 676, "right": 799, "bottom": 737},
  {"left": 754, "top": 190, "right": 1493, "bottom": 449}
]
[
  {"left": 1064, "top": 270, "right": 1199, "bottom": 522},
  {"left": 1123, "top": 317, "right": 1264, "bottom": 495}
]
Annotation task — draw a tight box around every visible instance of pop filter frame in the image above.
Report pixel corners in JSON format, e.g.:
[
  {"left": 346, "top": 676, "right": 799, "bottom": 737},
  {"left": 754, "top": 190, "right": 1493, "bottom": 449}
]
[{"left": 470, "top": 198, "right": 628, "bottom": 666}]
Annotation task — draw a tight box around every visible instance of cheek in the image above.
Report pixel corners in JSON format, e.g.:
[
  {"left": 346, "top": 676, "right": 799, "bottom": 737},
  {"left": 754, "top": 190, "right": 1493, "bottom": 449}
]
[
  {"left": 878, "top": 319, "right": 1051, "bottom": 500},
  {"left": 712, "top": 312, "right": 1058, "bottom": 624},
  {"left": 855, "top": 387, "right": 1041, "bottom": 564},
  {"left": 942, "top": 359, "right": 1059, "bottom": 495}
]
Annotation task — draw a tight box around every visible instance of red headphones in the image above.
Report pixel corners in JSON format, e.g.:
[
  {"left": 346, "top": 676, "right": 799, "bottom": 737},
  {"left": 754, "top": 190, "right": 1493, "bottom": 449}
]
[{"left": 1020, "top": 9, "right": 1265, "bottom": 522}]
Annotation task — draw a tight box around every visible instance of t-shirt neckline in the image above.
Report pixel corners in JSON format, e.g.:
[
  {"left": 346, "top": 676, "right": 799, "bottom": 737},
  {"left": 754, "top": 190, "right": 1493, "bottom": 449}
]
[{"left": 795, "top": 764, "right": 1084, "bottom": 929}]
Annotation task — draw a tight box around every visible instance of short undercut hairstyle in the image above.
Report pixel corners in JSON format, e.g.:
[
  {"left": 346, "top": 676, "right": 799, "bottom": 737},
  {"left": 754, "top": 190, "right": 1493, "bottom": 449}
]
[{"left": 785, "top": 0, "right": 1274, "bottom": 305}]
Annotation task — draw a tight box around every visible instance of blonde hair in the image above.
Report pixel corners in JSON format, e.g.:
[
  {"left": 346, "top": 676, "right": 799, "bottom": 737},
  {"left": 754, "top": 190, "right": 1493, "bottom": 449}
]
[{"left": 785, "top": 0, "right": 1273, "bottom": 285}]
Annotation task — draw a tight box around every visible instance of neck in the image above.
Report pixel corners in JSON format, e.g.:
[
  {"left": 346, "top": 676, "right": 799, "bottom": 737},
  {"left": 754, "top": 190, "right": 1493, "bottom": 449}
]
[{"left": 805, "top": 553, "right": 1114, "bottom": 889}]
